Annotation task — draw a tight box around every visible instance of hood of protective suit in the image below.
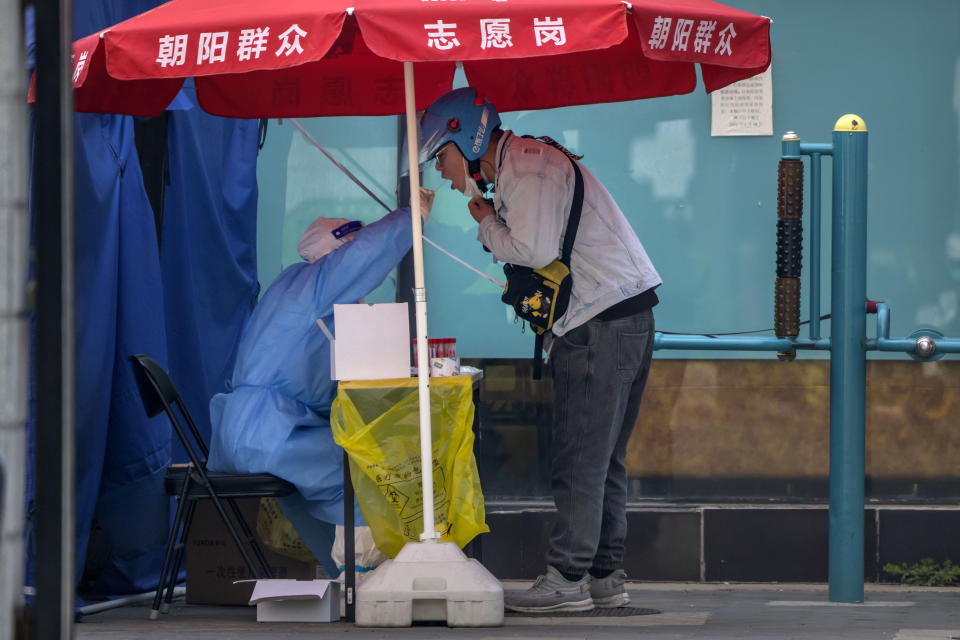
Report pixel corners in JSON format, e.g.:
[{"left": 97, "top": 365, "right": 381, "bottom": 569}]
[{"left": 297, "top": 217, "right": 363, "bottom": 263}]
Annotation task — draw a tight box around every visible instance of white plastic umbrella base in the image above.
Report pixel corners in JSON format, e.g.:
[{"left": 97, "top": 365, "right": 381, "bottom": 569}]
[{"left": 354, "top": 542, "right": 504, "bottom": 627}]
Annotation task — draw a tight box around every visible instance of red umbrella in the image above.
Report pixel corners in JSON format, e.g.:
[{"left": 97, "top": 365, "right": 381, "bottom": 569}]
[
  {"left": 50, "top": 0, "right": 770, "bottom": 117},
  {"left": 40, "top": 0, "right": 770, "bottom": 543}
]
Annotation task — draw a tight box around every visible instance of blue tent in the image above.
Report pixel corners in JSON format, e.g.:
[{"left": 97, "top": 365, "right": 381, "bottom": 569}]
[{"left": 25, "top": 0, "right": 260, "bottom": 602}]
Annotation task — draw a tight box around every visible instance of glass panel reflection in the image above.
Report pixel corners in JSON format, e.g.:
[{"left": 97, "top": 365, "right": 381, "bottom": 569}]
[{"left": 468, "top": 358, "right": 960, "bottom": 503}]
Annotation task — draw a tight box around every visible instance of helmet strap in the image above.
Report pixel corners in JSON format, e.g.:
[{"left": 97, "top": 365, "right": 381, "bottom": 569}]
[{"left": 467, "top": 159, "right": 489, "bottom": 194}]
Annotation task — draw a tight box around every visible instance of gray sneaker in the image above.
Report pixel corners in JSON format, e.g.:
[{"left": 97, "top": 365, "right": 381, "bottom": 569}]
[
  {"left": 590, "top": 569, "right": 630, "bottom": 608},
  {"left": 503, "top": 566, "right": 594, "bottom": 613}
]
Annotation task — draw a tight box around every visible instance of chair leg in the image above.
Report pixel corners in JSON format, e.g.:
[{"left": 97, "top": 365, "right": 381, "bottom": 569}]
[
  {"left": 204, "top": 486, "right": 260, "bottom": 580},
  {"left": 226, "top": 497, "right": 274, "bottom": 579},
  {"left": 162, "top": 498, "right": 198, "bottom": 612},
  {"left": 152, "top": 475, "right": 192, "bottom": 620}
]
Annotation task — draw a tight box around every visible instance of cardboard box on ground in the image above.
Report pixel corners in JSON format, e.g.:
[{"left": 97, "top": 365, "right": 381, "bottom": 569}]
[{"left": 186, "top": 497, "right": 321, "bottom": 605}]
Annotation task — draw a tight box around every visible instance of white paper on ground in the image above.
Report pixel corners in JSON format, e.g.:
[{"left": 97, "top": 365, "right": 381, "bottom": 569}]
[{"left": 248, "top": 579, "right": 334, "bottom": 604}]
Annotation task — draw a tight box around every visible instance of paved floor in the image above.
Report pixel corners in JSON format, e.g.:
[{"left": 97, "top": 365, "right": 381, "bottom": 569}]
[{"left": 72, "top": 582, "right": 960, "bottom": 640}]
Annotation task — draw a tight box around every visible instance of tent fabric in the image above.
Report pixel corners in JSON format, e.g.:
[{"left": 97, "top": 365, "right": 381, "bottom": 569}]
[
  {"left": 24, "top": 107, "right": 173, "bottom": 598},
  {"left": 160, "top": 84, "right": 261, "bottom": 455},
  {"left": 79, "top": 111, "right": 173, "bottom": 595},
  {"left": 24, "top": 0, "right": 261, "bottom": 601},
  {"left": 25, "top": 0, "right": 171, "bottom": 595}
]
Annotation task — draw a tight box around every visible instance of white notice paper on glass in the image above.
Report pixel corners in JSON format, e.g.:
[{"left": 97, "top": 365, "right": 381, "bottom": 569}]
[
  {"left": 711, "top": 66, "right": 773, "bottom": 137},
  {"left": 331, "top": 302, "right": 410, "bottom": 380}
]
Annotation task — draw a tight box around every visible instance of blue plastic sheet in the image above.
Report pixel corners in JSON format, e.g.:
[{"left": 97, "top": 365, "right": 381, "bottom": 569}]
[
  {"left": 82, "top": 113, "right": 172, "bottom": 595},
  {"left": 25, "top": 0, "right": 260, "bottom": 600},
  {"left": 70, "top": 0, "right": 172, "bottom": 598},
  {"left": 161, "top": 86, "right": 261, "bottom": 456}
]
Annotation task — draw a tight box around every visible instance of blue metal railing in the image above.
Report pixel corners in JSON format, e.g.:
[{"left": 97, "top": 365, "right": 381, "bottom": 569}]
[
  {"left": 653, "top": 333, "right": 830, "bottom": 352},
  {"left": 869, "top": 303, "right": 960, "bottom": 355},
  {"left": 826, "top": 116, "right": 868, "bottom": 603},
  {"left": 652, "top": 115, "right": 957, "bottom": 603}
]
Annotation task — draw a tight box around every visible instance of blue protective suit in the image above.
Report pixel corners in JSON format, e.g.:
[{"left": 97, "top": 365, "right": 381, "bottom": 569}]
[{"left": 207, "top": 208, "right": 413, "bottom": 532}]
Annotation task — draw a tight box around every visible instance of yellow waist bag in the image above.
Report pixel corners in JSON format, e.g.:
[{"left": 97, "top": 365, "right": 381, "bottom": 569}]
[{"left": 501, "top": 260, "right": 572, "bottom": 335}]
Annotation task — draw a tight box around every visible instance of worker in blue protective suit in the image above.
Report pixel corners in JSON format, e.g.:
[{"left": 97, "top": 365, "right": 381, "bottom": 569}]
[{"left": 207, "top": 192, "right": 433, "bottom": 577}]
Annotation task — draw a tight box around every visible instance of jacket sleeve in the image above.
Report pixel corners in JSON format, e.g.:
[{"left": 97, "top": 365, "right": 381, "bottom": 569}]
[{"left": 311, "top": 207, "right": 413, "bottom": 308}]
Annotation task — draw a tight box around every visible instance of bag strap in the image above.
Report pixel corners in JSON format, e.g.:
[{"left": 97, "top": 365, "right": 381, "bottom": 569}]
[
  {"left": 560, "top": 157, "right": 584, "bottom": 266},
  {"left": 535, "top": 154, "right": 581, "bottom": 378},
  {"left": 533, "top": 332, "right": 544, "bottom": 379},
  {"left": 521, "top": 137, "right": 585, "bottom": 381},
  {"left": 522, "top": 135, "right": 585, "bottom": 266}
]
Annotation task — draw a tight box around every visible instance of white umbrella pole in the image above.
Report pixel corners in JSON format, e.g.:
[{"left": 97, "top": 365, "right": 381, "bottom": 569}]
[
  {"left": 357, "top": 67, "right": 504, "bottom": 625},
  {"left": 403, "top": 61, "right": 439, "bottom": 542}
]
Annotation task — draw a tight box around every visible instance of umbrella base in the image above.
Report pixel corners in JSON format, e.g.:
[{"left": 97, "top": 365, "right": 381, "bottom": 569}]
[{"left": 354, "top": 541, "right": 503, "bottom": 627}]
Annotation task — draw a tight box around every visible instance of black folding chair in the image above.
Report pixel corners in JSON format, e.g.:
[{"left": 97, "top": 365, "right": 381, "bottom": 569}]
[{"left": 129, "top": 354, "right": 296, "bottom": 619}]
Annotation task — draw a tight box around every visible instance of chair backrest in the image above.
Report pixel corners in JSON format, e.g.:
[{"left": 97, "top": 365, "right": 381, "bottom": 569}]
[
  {"left": 129, "top": 354, "right": 210, "bottom": 465},
  {"left": 130, "top": 354, "right": 179, "bottom": 417}
]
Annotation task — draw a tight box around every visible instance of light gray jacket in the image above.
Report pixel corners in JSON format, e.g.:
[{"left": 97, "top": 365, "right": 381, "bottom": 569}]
[{"left": 477, "top": 131, "right": 661, "bottom": 336}]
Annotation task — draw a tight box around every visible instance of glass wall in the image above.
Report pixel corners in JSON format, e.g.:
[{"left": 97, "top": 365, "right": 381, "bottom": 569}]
[
  {"left": 468, "top": 358, "right": 960, "bottom": 503},
  {"left": 255, "top": 115, "right": 401, "bottom": 306},
  {"left": 257, "top": 0, "right": 960, "bottom": 503}
]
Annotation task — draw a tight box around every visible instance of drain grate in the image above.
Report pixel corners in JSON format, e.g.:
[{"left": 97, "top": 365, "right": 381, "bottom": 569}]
[{"left": 506, "top": 606, "right": 660, "bottom": 618}]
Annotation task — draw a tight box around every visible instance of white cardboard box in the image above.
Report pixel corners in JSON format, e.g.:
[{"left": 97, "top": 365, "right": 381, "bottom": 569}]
[
  {"left": 247, "top": 579, "right": 340, "bottom": 623},
  {"left": 326, "top": 303, "right": 410, "bottom": 380}
]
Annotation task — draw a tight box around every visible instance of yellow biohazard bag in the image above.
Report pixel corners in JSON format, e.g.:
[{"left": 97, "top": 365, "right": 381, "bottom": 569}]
[
  {"left": 330, "top": 375, "right": 488, "bottom": 558},
  {"left": 256, "top": 497, "right": 318, "bottom": 564}
]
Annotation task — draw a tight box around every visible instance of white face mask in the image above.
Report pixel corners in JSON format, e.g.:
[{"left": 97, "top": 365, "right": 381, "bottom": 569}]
[{"left": 461, "top": 157, "right": 484, "bottom": 200}]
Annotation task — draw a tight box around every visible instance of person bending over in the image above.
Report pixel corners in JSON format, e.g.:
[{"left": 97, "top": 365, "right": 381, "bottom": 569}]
[{"left": 419, "top": 87, "right": 660, "bottom": 613}]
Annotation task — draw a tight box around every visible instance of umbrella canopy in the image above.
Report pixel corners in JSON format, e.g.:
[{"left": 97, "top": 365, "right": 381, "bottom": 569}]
[
  {"left": 34, "top": 0, "right": 771, "bottom": 543},
  {"left": 49, "top": 0, "right": 771, "bottom": 118}
]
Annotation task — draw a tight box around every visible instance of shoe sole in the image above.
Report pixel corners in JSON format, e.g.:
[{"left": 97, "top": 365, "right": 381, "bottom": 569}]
[
  {"left": 592, "top": 593, "right": 631, "bottom": 608},
  {"left": 505, "top": 598, "right": 595, "bottom": 614}
]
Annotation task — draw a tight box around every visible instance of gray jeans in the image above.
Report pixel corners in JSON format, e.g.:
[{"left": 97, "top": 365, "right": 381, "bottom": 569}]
[{"left": 545, "top": 307, "right": 655, "bottom": 575}]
